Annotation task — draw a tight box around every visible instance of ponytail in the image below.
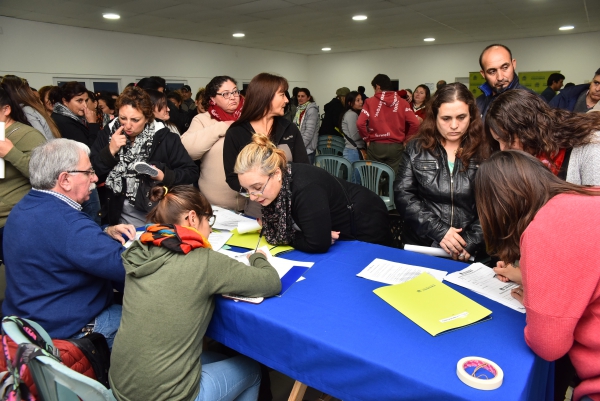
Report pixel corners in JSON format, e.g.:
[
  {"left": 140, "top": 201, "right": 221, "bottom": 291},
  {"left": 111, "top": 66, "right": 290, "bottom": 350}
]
[{"left": 234, "top": 133, "right": 287, "bottom": 176}]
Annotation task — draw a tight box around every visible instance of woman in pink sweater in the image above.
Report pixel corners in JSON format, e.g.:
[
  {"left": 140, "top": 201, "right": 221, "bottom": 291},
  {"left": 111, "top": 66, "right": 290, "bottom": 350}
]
[{"left": 475, "top": 150, "right": 600, "bottom": 401}]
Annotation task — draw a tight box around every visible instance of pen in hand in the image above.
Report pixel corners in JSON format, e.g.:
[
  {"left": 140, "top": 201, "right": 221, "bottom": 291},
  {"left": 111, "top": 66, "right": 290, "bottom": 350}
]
[{"left": 255, "top": 227, "right": 264, "bottom": 252}]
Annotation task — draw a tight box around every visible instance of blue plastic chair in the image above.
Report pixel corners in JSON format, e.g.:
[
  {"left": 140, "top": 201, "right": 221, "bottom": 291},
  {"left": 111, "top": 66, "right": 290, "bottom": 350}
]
[
  {"left": 317, "top": 135, "right": 346, "bottom": 148},
  {"left": 2, "top": 317, "right": 116, "bottom": 401},
  {"left": 353, "top": 160, "right": 396, "bottom": 210},
  {"left": 315, "top": 155, "right": 354, "bottom": 181}
]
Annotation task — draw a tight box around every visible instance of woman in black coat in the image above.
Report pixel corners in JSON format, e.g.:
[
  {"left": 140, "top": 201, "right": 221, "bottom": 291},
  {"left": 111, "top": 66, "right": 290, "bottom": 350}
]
[
  {"left": 91, "top": 87, "right": 198, "bottom": 226},
  {"left": 234, "top": 134, "right": 391, "bottom": 253}
]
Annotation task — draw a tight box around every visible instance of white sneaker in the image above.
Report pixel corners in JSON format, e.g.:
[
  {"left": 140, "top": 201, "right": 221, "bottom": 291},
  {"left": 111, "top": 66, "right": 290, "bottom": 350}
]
[{"left": 133, "top": 162, "right": 159, "bottom": 176}]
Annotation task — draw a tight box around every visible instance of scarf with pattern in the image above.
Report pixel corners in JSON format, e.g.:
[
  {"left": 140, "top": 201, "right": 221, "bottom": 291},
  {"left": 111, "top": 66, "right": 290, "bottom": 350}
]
[
  {"left": 140, "top": 224, "right": 211, "bottom": 254},
  {"left": 207, "top": 96, "right": 244, "bottom": 122},
  {"left": 53, "top": 102, "right": 86, "bottom": 126},
  {"left": 537, "top": 148, "right": 567, "bottom": 176},
  {"left": 293, "top": 101, "right": 310, "bottom": 129},
  {"left": 105, "top": 119, "right": 155, "bottom": 203},
  {"left": 262, "top": 165, "right": 295, "bottom": 245}
]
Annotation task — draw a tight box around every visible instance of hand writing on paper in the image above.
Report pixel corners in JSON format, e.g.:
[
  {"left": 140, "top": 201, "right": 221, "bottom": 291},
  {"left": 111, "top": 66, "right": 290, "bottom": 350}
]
[
  {"left": 331, "top": 231, "right": 340, "bottom": 245},
  {"left": 105, "top": 224, "right": 136, "bottom": 245},
  {"left": 494, "top": 261, "right": 522, "bottom": 284},
  {"left": 511, "top": 285, "right": 524, "bottom": 305},
  {"left": 441, "top": 227, "right": 469, "bottom": 261},
  {"left": 250, "top": 249, "right": 269, "bottom": 259}
]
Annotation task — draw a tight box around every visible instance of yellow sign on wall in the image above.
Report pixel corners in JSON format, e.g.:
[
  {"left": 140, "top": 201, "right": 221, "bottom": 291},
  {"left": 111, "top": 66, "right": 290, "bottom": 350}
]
[
  {"left": 469, "top": 72, "right": 485, "bottom": 98},
  {"left": 518, "top": 71, "right": 560, "bottom": 94}
]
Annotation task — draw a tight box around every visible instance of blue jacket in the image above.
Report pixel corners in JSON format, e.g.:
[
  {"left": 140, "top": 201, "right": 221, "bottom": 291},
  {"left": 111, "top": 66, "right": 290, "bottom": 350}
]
[
  {"left": 2, "top": 191, "right": 125, "bottom": 338},
  {"left": 476, "top": 75, "right": 533, "bottom": 118},
  {"left": 549, "top": 84, "right": 589, "bottom": 112}
]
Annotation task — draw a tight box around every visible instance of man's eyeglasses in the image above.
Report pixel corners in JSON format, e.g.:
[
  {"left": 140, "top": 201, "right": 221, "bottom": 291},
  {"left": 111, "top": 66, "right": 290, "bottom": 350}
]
[
  {"left": 67, "top": 169, "right": 96, "bottom": 176},
  {"left": 215, "top": 89, "right": 241, "bottom": 100},
  {"left": 239, "top": 174, "right": 273, "bottom": 198}
]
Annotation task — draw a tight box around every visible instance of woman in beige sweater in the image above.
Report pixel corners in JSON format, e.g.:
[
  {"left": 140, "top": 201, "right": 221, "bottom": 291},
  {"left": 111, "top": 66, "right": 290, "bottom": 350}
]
[{"left": 181, "top": 76, "right": 247, "bottom": 211}]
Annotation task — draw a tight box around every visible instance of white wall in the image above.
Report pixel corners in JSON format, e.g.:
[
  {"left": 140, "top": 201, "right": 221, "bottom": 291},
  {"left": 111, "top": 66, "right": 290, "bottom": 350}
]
[
  {"left": 307, "top": 32, "right": 600, "bottom": 105},
  {"left": 0, "top": 16, "right": 308, "bottom": 92}
]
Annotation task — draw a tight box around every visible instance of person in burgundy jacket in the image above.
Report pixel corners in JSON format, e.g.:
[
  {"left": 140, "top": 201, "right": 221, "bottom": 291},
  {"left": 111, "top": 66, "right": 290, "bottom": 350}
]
[{"left": 357, "top": 73, "right": 420, "bottom": 173}]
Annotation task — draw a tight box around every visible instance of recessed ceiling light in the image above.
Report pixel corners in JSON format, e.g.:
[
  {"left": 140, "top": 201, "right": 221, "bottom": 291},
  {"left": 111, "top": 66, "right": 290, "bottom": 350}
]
[
  {"left": 424, "top": 38, "right": 435, "bottom": 42},
  {"left": 322, "top": 47, "right": 331, "bottom": 51},
  {"left": 232, "top": 33, "right": 245, "bottom": 38},
  {"left": 559, "top": 25, "right": 574, "bottom": 31},
  {"left": 352, "top": 15, "right": 367, "bottom": 21},
  {"left": 103, "top": 13, "right": 120, "bottom": 20}
]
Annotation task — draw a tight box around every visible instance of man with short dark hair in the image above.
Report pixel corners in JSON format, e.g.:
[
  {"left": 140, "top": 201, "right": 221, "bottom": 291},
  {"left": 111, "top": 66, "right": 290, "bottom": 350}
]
[
  {"left": 476, "top": 44, "right": 534, "bottom": 117},
  {"left": 358, "top": 85, "right": 368, "bottom": 101},
  {"left": 2, "top": 139, "right": 134, "bottom": 348},
  {"left": 357, "top": 74, "right": 420, "bottom": 173},
  {"left": 180, "top": 85, "right": 195, "bottom": 112},
  {"left": 550, "top": 68, "right": 600, "bottom": 113},
  {"left": 541, "top": 73, "right": 565, "bottom": 103},
  {"left": 436, "top": 80, "right": 447, "bottom": 90}
]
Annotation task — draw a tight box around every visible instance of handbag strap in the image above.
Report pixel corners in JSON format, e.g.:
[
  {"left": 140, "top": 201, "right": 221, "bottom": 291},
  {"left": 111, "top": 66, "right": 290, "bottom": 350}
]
[
  {"left": 335, "top": 127, "right": 360, "bottom": 149},
  {"left": 1, "top": 317, "right": 59, "bottom": 360}
]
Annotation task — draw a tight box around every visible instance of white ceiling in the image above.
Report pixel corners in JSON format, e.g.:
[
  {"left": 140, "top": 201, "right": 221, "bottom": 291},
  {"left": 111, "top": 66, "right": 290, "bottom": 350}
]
[{"left": 1, "top": 0, "right": 599, "bottom": 55}]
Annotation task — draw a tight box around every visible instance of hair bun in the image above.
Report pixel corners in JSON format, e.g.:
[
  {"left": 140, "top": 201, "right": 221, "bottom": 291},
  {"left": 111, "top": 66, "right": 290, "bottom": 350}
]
[
  {"left": 251, "top": 133, "right": 276, "bottom": 149},
  {"left": 149, "top": 186, "right": 168, "bottom": 202}
]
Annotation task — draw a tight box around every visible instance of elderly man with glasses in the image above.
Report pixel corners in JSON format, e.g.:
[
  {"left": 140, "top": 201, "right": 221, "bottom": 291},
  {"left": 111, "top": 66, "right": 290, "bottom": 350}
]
[{"left": 2, "top": 138, "right": 135, "bottom": 349}]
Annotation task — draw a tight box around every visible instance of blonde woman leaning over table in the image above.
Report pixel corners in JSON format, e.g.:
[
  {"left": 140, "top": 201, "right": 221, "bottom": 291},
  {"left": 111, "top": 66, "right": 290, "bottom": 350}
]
[
  {"left": 475, "top": 151, "right": 600, "bottom": 401},
  {"left": 181, "top": 76, "right": 247, "bottom": 212},
  {"left": 109, "top": 185, "right": 280, "bottom": 401},
  {"left": 235, "top": 134, "right": 391, "bottom": 253}
]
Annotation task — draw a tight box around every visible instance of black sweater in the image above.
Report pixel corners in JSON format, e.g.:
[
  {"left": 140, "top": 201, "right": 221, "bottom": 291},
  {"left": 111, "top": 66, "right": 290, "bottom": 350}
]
[
  {"left": 52, "top": 113, "right": 99, "bottom": 148},
  {"left": 223, "top": 117, "right": 309, "bottom": 191},
  {"left": 287, "top": 163, "right": 391, "bottom": 253}
]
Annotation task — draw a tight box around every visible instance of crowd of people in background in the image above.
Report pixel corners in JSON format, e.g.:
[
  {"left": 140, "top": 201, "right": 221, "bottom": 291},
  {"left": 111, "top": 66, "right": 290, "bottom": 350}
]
[{"left": 1, "top": 41, "right": 600, "bottom": 401}]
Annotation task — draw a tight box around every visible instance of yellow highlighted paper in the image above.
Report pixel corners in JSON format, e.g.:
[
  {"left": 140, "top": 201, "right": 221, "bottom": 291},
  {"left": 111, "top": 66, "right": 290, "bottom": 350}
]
[
  {"left": 225, "top": 229, "right": 294, "bottom": 256},
  {"left": 374, "top": 273, "right": 492, "bottom": 336}
]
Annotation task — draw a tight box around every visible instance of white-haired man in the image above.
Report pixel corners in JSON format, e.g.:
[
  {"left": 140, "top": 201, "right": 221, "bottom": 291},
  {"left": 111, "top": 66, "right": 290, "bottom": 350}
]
[{"left": 2, "top": 139, "right": 135, "bottom": 348}]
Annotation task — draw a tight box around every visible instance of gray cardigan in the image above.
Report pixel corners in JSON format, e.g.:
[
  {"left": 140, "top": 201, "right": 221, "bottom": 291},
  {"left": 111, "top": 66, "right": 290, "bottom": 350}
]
[
  {"left": 566, "top": 130, "right": 600, "bottom": 185},
  {"left": 22, "top": 105, "right": 53, "bottom": 141},
  {"left": 341, "top": 110, "right": 365, "bottom": 149}
]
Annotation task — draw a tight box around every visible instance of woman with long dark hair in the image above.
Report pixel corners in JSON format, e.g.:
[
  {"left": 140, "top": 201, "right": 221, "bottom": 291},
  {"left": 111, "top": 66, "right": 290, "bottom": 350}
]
[
  {"left": 180, "top": 76, "right": 247, "bottom": 212},
  {"left": 146, "top": 89, "right": 180, "bottom": 135},
  {"left": 340, "top": 91, "right": 365, "bottom": 182},
  {"left": 294, "top": 88, "right": 319, "bottom": 163},
  {"left": 51, "top": 81, "right": 99, "bottom": 147},
  {"left": 394, "top": 82, "right": 490, "bottom": 260},
  {"left": 1, "top": 75, "right": 61, "bottom": 141},
  {"left": 475, "top": 150, "right": 600, "bottom": 401},
  {"left": 110, "top": 185, "right": 280, "bottom": 401},
  {"left": 411, "top": 84, "right": 431, "bottom": 122},
  {"left": 485, "top": 89, "right": 600, "bottom": 185},
  {"left": 0, "top": 88, "right": 46, "bottom": 260},
  {"left": 222, "top": 73, "right": 308, "bottom": 215}
]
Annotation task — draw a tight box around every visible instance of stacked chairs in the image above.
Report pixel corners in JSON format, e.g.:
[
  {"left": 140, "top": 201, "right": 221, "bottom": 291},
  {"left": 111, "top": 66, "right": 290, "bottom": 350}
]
[{"left": 314, "top": 155, "right": 353, "bottom": 181}]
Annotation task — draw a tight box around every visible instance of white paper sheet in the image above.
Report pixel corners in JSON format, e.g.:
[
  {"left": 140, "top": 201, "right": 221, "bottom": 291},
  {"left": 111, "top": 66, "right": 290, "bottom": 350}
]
[
  {"left": 404, "top": 244, "right": 475, "bottom": 261},
  {"left": 357, "top": 258, "right": 447, "bottom": 285},
  {"left": 444, "top": 263, "right": 526, "bottom": 313},
  {"left": 208, "top": 231, "right": 233, "bottom": 251},
  {"left": 123, "top": 231, "right": 143, "bottom": 248},
  {"left": 211, "top": 206, "right": 257, "bottom": 231},
  {"left": 218, "top": 246, "right": 313, "bottom": 279},
  {"left": 237, "top": 220, "right": 261, "bottom": 234}
]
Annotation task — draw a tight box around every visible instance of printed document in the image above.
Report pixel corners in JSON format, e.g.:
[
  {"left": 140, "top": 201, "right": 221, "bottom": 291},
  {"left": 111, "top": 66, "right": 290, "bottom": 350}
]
[
  {"left": 444, "top": 263, "right": 526, "bottom": 313},
  {"left": 212, "top": 206, "right": 256, "bottom": 231},
  {"left": 357, "top": 258, "right": 447, "bottom": 285}
]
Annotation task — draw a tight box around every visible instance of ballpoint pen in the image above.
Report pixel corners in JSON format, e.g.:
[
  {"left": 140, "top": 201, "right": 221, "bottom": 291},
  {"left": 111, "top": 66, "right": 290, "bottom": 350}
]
[{"left": 255, "top": 227, "right": 264, "bottom": 252}]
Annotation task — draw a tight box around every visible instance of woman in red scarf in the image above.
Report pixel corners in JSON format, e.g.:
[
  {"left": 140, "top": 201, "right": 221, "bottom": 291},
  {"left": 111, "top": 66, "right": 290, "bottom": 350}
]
[{"left": 180, "top": 76, "right": 247, "bottom": 212}]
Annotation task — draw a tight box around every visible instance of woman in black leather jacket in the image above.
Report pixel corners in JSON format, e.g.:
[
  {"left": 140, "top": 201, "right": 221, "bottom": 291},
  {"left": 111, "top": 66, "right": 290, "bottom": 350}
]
[{"left": 394, "top": 83, "right": 490, "bottom": 261}]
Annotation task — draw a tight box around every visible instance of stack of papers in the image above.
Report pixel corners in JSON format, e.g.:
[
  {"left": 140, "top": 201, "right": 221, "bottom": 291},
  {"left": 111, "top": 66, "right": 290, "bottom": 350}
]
[
  {"left": 444, "top": 263, "right": 526, "bottom": 313},
  {"left": 357, "top": 258, "right": 448, "bottom": 284}
]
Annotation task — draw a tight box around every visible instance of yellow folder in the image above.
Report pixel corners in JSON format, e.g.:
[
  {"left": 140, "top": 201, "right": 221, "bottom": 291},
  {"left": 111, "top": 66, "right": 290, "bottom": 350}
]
[
  {"left": 374, "top": 273, "right": 492, "bottom": 336},
  {"left": 224, "top": 229, "right": 294, "bottom": 256}
]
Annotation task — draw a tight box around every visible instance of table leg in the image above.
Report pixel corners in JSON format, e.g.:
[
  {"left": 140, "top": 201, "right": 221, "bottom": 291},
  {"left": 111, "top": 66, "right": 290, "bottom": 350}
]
[{"left": 288, "top": 380, "right": 308, "bottom": 401}]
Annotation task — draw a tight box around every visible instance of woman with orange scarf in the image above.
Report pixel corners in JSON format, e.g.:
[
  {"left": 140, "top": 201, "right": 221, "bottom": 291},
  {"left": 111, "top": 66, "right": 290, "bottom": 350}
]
[{"left": 110, "top": 185, "right": 280, "bottom": 401}]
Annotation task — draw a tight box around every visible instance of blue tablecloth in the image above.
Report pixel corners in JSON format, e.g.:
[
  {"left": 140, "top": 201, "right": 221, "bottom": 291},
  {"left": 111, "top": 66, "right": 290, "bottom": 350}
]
[{"left": 207, "top": 240, "right": 552, "bottom": 401}]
